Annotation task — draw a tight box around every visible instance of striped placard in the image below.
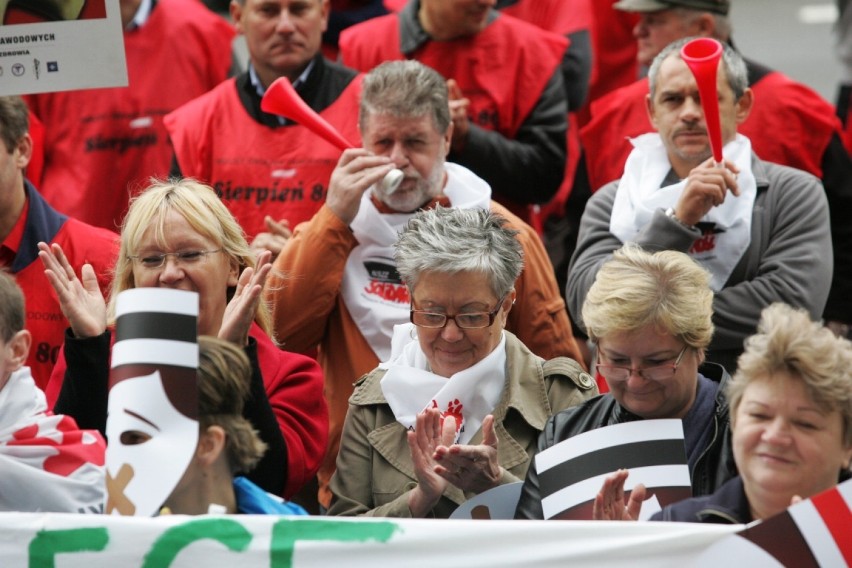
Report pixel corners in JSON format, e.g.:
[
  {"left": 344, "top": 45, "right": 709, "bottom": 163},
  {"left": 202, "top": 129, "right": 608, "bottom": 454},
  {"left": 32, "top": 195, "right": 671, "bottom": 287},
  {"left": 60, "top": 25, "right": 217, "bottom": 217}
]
[
  {"left": 110, "top": 288, "right": 199, "bottom": 371},
  {"left": 537, "top": 419, "right": 691, "bottom": 520}
]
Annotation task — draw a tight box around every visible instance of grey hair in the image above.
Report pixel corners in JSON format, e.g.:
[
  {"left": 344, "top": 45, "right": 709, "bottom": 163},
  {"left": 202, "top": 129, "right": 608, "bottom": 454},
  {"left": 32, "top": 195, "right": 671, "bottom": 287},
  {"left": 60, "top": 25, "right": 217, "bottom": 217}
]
[
  {"left": 648, "top": 36, "right": 748, "bottom": 101},
  {"left": 359, "top": 60, "right": 451, "bottom": 134},
  {"left": 394, "top": 206, "right": 523, "bottom": 297}
]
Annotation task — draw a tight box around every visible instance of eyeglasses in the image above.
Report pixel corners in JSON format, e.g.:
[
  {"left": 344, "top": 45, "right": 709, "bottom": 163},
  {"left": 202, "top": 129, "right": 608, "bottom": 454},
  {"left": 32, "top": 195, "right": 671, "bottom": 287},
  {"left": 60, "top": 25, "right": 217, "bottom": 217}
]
[
  {"left": 410, "top": 292, "right": 508, "bottom": 329},
  {"left": 596, "top": 346, "right": 689, "bottom": 382},
  {"left": 126, "top": 249, "right": 223, "bottom": 269}
]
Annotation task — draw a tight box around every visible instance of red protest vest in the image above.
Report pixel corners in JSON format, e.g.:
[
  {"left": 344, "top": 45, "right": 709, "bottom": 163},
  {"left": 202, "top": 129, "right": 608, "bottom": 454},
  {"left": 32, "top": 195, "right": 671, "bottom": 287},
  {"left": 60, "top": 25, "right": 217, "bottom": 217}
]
[{"left": 165, "top": 76, "right": 363, "bottom": 239}]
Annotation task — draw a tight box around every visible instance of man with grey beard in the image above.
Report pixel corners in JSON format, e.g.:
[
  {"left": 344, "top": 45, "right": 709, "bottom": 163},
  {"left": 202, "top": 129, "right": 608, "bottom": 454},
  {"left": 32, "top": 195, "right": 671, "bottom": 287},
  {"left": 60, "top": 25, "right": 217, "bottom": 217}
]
[{"left": 265, "top": 59, "right": 586, "bottom": 512}]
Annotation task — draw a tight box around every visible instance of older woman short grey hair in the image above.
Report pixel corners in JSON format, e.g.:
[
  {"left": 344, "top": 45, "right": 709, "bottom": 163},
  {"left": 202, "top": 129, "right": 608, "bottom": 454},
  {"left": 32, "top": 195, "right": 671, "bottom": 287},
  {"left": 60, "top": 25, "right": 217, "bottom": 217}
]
[{"left": 394, "top": 206, "right": 524, "bottom": 298}]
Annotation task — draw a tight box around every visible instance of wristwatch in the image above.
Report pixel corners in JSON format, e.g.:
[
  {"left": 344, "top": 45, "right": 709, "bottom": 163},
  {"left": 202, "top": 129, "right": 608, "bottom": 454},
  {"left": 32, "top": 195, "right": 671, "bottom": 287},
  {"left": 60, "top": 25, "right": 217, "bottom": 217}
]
[{"left": 665, "top": 207, "right": 695, "bottom": 230}]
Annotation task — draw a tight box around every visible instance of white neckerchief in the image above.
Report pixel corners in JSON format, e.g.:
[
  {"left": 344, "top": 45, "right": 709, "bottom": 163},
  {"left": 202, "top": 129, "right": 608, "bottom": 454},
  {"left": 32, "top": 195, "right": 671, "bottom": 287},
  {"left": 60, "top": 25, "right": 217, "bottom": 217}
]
[
  {"left": 341, "top": 163, "right": 492, "bottom": 361},
  {"left": 610, "top": 133, "right": 757, "bottom": 291},
  {"left": 380, "top": 323, "right": 506, "bottom": 445}
]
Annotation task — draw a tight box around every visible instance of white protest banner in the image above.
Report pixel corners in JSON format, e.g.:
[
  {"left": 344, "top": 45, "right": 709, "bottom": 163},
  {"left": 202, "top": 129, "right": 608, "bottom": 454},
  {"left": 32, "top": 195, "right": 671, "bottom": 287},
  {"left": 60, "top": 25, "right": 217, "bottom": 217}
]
[
  {"left": 0, "top": 0, "right": 126, "bottom": 95},
  {"left": 2, "top": 512, "right": 739, "bottom": 567}
]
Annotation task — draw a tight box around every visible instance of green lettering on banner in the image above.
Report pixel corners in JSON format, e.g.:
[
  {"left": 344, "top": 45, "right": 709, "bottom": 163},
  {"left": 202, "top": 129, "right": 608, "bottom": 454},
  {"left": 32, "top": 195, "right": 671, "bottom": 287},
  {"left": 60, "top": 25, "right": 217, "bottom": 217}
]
[
  {"left": 29, "top": 528, "right": 109, "bottom": 568},
  {"left": 270, "top": 519, "right": 401, "bottom": 567},
  {"left": 142, "top": 518, "right": 252, "bottom": 567}
]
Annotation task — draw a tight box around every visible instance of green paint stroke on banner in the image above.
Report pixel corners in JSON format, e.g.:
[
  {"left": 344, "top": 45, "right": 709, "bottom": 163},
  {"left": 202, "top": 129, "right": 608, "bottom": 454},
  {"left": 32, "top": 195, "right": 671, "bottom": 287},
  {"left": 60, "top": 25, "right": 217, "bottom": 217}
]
[
  {"left": 143, "top": 518, "right": 253, "bottom": 567},
  {"left": 29, "top": 528, "right": 109, "bottom": 568},
  {"left": 270, "top": 519, "right": 402, "bottom": 566}
]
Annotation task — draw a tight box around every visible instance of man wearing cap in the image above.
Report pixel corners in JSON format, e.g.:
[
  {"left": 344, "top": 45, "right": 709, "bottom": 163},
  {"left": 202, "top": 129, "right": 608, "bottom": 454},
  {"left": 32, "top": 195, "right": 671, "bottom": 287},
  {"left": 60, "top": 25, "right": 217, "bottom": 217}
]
[
  {"left": 575, "top": 0, "right": 852, "bottom": 333},
  {"left": 566, "top": 40, "right": 832, "bottom": 375}
]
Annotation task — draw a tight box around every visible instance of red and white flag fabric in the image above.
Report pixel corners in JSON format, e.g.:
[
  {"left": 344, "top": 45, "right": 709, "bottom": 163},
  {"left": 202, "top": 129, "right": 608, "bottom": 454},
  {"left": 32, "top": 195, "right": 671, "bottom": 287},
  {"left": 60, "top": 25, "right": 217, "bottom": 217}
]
[
  {"left": 0, "top": 367, "right": 106, "bottom": 513},
  {"left": 535, "top": 419, "right": 692, "bottom": 520},
  {"left": 696, "top": 478, "right": 852, "bottom": 567}
]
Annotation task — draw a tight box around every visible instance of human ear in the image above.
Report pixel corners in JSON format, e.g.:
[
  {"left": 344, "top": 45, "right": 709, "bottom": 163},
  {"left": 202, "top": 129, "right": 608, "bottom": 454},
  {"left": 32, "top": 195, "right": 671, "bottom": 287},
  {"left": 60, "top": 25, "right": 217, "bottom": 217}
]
[
  {"left": 734, "top": 88, "right": 754, "bottom": 125},
  {"left": 196, "top": 425, "right": 226, "bottom": 467},
  {"left": 7, "top": 330, "right": 31, "bottom": 370}
]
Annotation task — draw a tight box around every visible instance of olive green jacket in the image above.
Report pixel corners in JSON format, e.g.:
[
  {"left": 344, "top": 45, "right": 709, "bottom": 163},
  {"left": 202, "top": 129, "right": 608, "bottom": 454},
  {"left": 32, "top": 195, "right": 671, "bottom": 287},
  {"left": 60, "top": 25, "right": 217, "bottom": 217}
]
[{"left": 327, "top": 332, "right": 597, "bottom": 518}]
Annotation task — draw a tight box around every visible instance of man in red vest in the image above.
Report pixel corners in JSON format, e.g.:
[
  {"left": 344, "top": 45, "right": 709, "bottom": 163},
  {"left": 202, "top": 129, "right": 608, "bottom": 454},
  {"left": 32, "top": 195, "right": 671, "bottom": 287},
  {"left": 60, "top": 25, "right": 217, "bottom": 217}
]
[
  {"left": 26, "top": 0, "right": 235, "bottom": 231},
  {"left": 339, "top": 0, "right": 569, "bottom": 228},
  {"left": 166, "top": 0, "right": 363, "bottom": 257},
  {"left": 575, "top": 0, "right": 852, "bottom": 331},
  {"left": 0, "top": 96, "right": 117, "bottom": 395}
]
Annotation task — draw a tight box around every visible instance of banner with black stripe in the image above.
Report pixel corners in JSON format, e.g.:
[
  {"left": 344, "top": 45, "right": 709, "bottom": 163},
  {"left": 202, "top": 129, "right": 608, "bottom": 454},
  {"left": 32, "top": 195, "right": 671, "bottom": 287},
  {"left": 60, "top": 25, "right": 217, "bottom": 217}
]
[
  {"left": 536, "top": 419, "right": 691, "bottom": 520},
  {"left": 109, "top": 288, "right": 200, "bottom": 416}
]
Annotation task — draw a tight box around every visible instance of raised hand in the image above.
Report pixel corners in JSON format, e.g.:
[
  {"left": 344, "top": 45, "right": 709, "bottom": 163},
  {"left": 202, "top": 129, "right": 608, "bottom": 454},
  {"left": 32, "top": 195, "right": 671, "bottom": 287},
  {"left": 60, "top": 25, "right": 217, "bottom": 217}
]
[
  {"left": 407, "top": 407, "right": 456, "bottom": 517},
  {"left": 38, "top": 242, "right": 107, "bottom": 338},
  {"left": 249, "top": 216, "right": 293, "bottom": 258},
  {"left": 326, "top": 148, "right": 394, "bottom": 225},
  {"left": 673, "top": 157, "right": 741, "bottom": 226},
  {"left": 218, "top": 250, "right": 272, "bottom": 346},
  {"left": 447, "top": 79, "right": 471, "bottom": 153},
  {"left": 592, "top": 469, "right": 647, "bottom": 521},
  {"left": 433, "top": 414, "right": 502, "bottom": 494}
]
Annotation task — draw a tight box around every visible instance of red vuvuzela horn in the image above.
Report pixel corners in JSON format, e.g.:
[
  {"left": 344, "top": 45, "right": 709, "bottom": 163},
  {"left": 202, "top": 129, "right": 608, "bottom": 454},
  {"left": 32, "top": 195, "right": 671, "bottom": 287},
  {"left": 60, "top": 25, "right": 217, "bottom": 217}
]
[
  {"left": 261, "top": 76, "right": 354, "bottom": 151},
  {"left": 680, "top": 38, "right": 724, "bottom": 165}
]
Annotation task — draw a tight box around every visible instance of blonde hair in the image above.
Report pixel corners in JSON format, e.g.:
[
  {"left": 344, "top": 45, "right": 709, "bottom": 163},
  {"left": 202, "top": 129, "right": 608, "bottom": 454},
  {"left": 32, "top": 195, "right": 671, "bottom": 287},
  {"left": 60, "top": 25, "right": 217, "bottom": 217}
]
[
  {"left": 582, "top": 244, "right": 714, "bottom": 350},
  {"left": 197, "top": 336, "right": 267, "bottom": 474},
  {"left": 728, "top": 303, "right": 852, "bottom": 447},
  {"left": 107, "top": 178, "right": 271, "bottom": 335}
]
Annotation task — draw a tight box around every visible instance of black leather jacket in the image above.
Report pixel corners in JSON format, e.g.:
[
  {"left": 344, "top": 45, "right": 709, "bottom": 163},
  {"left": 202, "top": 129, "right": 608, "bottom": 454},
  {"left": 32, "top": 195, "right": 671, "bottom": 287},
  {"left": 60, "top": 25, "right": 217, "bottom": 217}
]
[{"left": 514, "top": 363, "right": 737, "bottom": 519}]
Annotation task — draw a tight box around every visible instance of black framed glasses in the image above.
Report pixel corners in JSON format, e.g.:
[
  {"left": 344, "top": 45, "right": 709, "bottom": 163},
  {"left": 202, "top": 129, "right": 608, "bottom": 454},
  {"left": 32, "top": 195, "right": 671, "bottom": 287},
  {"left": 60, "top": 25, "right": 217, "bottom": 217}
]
[
  {"left": 127, "top": 249, "right": 223, "bottom": 269},
  {"left": 410, "top": 292, "right": 509, "bottom": 329},
  {"left": 595, "top": 346, "right": 689, "bottom": 382}
]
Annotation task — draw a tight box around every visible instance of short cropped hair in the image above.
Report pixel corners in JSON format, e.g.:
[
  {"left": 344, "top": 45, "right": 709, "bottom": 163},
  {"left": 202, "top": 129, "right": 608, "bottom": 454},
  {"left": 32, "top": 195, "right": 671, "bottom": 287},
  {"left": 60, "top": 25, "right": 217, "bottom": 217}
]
[
  {"left": 648, "top": 36, "right": 748, "bottom": 101},
  {"left": 394, "top": 206, "right": 523, "bottom": 298},
  {"left": 197, "top": 336, "right": 267, "bottom": 474},
  {"left": 359, "top": 60, "right": 451, "bottom": 135},
  {"left": 108, "top": 178, "right": 271, "bottom": 334},
  {"left": 0, "top": 272, "right": 25, "bottom": 342},
  {"left": 0, "top": 96, "right": 29, "bottom": 153},
  {"left": 582, "top": 244, "right": 714, "bottom": 350},
  {"left": 728, "top": 303, "right": 852, "bottom": 447}
]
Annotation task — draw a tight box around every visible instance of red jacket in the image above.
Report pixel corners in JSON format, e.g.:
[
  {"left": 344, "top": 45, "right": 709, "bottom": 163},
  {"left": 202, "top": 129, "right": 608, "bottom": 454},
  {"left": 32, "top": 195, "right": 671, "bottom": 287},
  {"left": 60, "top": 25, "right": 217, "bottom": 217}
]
[{"left": 8, "top": 183, "right": 118, "bottom": 393}]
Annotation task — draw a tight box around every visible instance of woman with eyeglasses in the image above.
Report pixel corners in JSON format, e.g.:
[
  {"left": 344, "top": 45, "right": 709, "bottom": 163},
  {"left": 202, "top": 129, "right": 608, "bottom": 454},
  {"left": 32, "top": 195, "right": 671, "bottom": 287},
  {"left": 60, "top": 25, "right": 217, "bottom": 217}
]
[
  {"left": 514, "top": 243, "right": 737, "bottom": 519},
  {"left": 594, "top": 302, "right": 852, "bottom": 524},
  {"left": 36, "top": 178, "right": 328, "bottom": 500},
  {"left": 326, "top": 206, "right": 597, "bottom": 518}
]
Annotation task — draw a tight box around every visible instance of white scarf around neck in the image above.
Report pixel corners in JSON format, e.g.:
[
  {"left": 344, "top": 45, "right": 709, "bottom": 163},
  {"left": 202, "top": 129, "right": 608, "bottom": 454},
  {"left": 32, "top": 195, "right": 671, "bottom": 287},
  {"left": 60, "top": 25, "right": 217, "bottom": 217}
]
[
  {"left": 341, "top": 163, "right": 492, "bottom": 361},
  {"left": 610, "top": 133, "right": 757, "bottom": 291},
  {"left": 379, "top": 323, "right": 506, "bottom": 445}
]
